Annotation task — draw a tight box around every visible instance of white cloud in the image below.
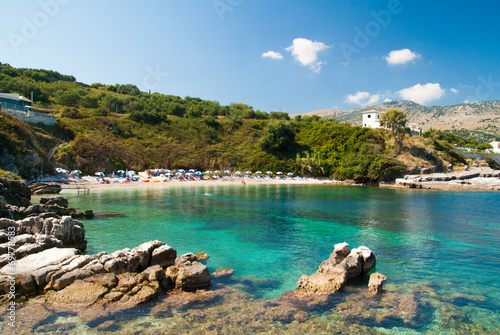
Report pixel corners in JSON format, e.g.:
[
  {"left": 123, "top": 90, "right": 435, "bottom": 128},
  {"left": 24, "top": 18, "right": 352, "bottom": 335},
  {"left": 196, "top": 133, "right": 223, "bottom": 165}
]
[
  {"left": 344, "top": 91, "right": 381, "bottom": 106},
  {"left": 397, "top": 83, "right": 445, "bottom": 104},
  {"left": 262, "top": 51, "right": 283, "bottom": 60},
  {"left": 450, "top": 88, "right": 459, "bottom": 94},
  {"left": 286, "top": 38, "right": 329, "bottom": 73},
  {"left": 385, "top": 49, "right": 421, "bottom": 65}
]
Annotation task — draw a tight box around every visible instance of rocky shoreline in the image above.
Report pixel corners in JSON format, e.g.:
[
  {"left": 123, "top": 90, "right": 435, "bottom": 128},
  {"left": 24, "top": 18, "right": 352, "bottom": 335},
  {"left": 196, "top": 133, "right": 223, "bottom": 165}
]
[{"left": 383, "top": 167, "right": 500, "bottom": 191}]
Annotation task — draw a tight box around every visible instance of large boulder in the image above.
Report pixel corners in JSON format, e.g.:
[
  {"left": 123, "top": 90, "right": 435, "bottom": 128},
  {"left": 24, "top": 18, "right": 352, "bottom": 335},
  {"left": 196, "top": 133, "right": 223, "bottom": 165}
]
[
  {"left": 368, "top": 272, "right": 387, "bottom": 294},
  {"left": 0, "top": 178, "right": 31, "bottom": 207},
  {"left": 40, "top": 196, "right": 69, "bottom": 207},
  {"left": 44, "top": 216, "right": 86, "bottom": 251},
  {"left": 166, "top": 253, "right": 211, "bottom": 291},
  {"left": 0, "top": 247, "right": 78, "bottom": 295},
  {"left": 131, "top": 240, "right": 165, "bottom": 271},
  {"left": 151, "top": 244, "right": 177, "bottom": 267},
  {"left": 0, "top": 195, "right": 12, "bottom": 219}
]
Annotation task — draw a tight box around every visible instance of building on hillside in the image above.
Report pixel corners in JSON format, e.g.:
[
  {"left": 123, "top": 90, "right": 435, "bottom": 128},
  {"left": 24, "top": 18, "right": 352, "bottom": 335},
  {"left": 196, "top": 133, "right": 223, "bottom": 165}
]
[
  {"left": 490, "top": 141, "right": 500, "bottom": 154},
  {"left": 362, "top": 109, "right": 421, "bottom": 136},
  {"left": 362, "top": 110, "right": 383, "bottom": 128},
  {"left": 0, "top": 93, "right": 55, "bottom": 126},
  {"left": 408, "top": 123, "right": 422, "bottom": 136}
]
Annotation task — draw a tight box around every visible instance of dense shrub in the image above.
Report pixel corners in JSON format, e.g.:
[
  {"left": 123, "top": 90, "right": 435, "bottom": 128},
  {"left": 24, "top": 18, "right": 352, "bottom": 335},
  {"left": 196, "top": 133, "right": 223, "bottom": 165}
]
[{"left": 260, "top": 121, "right": 296, "bottom": 153}]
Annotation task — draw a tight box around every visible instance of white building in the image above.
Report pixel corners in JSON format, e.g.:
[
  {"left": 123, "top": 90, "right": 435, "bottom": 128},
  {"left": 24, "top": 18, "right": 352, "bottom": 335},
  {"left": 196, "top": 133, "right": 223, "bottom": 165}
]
[
  {"left": 490, "top": 141, "right": 500, "bottom": 154},
  {"left": 362, "top": 110, "right": 383, "bottom": 128},
  {"left": 408, "top": 123, "right": 422, "bottom": 136}
]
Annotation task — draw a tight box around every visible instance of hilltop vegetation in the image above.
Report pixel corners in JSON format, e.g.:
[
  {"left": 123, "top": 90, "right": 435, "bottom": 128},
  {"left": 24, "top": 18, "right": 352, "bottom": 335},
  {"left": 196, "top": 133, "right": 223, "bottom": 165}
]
[
  {"left": 303, "top": 100, "right": 500, "bottom": 143},
  {"left": 0, "top": 63, "right": 467, "bottom": 182}
]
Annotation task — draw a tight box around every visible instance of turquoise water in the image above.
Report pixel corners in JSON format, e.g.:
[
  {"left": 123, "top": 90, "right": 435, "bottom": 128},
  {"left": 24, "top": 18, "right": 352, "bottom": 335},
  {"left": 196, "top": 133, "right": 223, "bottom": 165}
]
[{"left": 43, "top": 184, "right": 500, "bottom": 332}]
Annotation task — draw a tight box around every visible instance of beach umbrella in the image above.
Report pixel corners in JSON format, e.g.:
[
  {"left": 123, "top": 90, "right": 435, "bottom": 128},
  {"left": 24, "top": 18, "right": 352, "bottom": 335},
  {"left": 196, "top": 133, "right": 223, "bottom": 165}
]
[
  {"left": 55, "top": 168, "right": 66, "bottom": 174},
  {"left": 127, "top": 171, "right": 136, "bottom": 177},
  {"left": 178, "top": 169, "right": 186, "bottom": 173},
  {"left": 117, "top": 170, "right": 125, "bottom": 174},
  {"left": 235, "top": 171, "right": 242, "bottom": 175},
  {"left": 255, "top": 171, "right": 262, "bottom": 174},
  {"left": 245, "top": 171, "right": 252, "bottom": 175},
  {"left": 266, "top": 171, "right": 273, "bottom": 175},
  {"left": 166, "top": 170, "right": 172, "bottom": 173},
  {"left": 224, "top": 170, "right": 231, "bottom": 174},
  {"left": 176, "top": 171, "right": 183, "bottom": 175},
  {"left": 60, "top": 169, "right": 69, "bottom": 174},
  {"left": 71, "top": 170, "right": 82, "bottom": 175},
  {"left": 195, "top": 171, "right": 202, "bottom": 175},
  {"left": 214, "top": 170, "right": 220, "bottom": 174},
  {"left": 166, "top": 172, "right": 173, "bottom": 176},
  {"left": 189, "top": 169, "right": 197, "bottom": 173},
  {"left": 276, "top": 172, "right": 283, "bottom": 175},
  {"left": 287, "top": 172, "right": 294, "bottom": 176},
  {"left": 205, "top": 170, "right": 212, "bottom": 174},
  {"left": 95, "top": 172, "right": 105, "bottom": 177}
]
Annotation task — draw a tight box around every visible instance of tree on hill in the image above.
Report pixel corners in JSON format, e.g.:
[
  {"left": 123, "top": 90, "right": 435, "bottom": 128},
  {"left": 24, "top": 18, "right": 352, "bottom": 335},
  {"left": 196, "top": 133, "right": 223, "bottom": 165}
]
[
  {"left": 380, "top": 108, "right": 407, "bottom": 150},
  {"left": 260, "top": 120, "right": 296, "bottom": 153}
]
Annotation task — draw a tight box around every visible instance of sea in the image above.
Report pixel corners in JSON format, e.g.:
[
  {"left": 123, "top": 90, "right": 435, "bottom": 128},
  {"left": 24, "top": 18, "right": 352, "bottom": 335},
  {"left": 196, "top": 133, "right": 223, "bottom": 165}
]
[{"left": 23, "top": 184, "right": 500, "bottom": 334}]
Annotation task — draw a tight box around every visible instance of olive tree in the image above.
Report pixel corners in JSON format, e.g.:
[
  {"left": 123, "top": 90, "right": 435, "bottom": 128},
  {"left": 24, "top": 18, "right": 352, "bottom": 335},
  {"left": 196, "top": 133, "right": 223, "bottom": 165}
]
[{"left": 379, "top": 108, "right": 408, "bottom": 149}]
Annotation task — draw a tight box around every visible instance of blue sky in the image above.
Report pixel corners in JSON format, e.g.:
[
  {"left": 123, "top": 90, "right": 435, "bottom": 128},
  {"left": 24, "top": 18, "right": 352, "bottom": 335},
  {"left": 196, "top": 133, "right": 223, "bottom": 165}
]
[{"left": 1, "top": 0, "right": 500, "bottom": 114}]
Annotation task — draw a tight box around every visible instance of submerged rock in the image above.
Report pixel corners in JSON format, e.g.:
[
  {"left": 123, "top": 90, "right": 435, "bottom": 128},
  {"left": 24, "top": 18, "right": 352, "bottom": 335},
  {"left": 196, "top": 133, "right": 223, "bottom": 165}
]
[{"left": 212, "top": 268, "right": 234, "bottom": 280}]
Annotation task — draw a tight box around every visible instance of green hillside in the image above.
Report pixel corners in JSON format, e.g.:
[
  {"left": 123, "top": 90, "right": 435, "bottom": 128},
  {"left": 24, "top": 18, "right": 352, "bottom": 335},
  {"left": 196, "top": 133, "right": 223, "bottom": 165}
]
[{"left": 0, "top": 63, "right": 466, "bottom": 182}]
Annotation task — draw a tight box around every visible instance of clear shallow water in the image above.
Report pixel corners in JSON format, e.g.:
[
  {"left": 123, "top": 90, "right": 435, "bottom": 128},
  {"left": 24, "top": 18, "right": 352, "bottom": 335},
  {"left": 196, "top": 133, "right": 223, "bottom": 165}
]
[{"left": 35, "top": 184, "right": 500, "bottom": 333}]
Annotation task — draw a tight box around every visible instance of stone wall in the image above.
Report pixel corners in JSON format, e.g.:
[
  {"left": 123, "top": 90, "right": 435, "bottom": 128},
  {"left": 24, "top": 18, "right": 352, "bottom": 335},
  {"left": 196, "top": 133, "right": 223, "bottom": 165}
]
[{"left": 1, "top": 107, "right": 55, "bottom": 126}]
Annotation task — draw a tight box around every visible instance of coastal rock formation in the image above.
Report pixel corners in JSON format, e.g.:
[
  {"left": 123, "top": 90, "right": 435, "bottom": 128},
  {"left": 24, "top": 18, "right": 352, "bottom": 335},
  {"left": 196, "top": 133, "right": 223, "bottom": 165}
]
[
  {"left": 296, "top": 242, "right": 376, "bottom": 294},
  {"left": 393, "top": 167, "right": 500, "bottom": 190},
  {"left": 0, "top": 215, "right": 87, "bottom": 254},
  {"left": 0, "top": 240, "right": 211, "bottom": 307},
  {"left": 0, "top": 180, "right": 211, "bottom": 310},
  {"left": 0, "top": 179, "right": 89, "bottom": 252},
  {"left": 0, "top": 181, "right": 92, "bottom": 221},
  {"left": 0, "top": 178, "right": 31, "bottom": 207}
]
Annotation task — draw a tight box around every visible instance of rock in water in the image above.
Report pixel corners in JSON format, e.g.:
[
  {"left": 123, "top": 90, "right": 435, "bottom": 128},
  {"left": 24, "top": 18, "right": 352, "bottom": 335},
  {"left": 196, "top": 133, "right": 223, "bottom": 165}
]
[
  {"left": 296, "top": 242, "right": 378, "bottom": 294},
  {"left": 368, "top": 272, "right": 387, "bottom": 293},
  {"left": 166, "top": 253, "right": 211, "bottom": 291}
]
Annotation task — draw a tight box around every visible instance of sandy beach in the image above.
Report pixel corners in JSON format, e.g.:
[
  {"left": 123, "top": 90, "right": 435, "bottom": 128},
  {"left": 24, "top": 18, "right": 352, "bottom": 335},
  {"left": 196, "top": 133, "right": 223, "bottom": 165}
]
[{"left": 50, "top": 175, "right": 339, "bottom": 193}]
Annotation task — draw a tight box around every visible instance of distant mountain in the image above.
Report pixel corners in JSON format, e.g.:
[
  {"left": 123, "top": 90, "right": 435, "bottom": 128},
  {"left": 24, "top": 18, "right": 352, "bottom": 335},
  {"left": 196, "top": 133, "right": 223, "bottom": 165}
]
[{"left": 301, "top": 100, "right": 500, "bottom": 142}]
